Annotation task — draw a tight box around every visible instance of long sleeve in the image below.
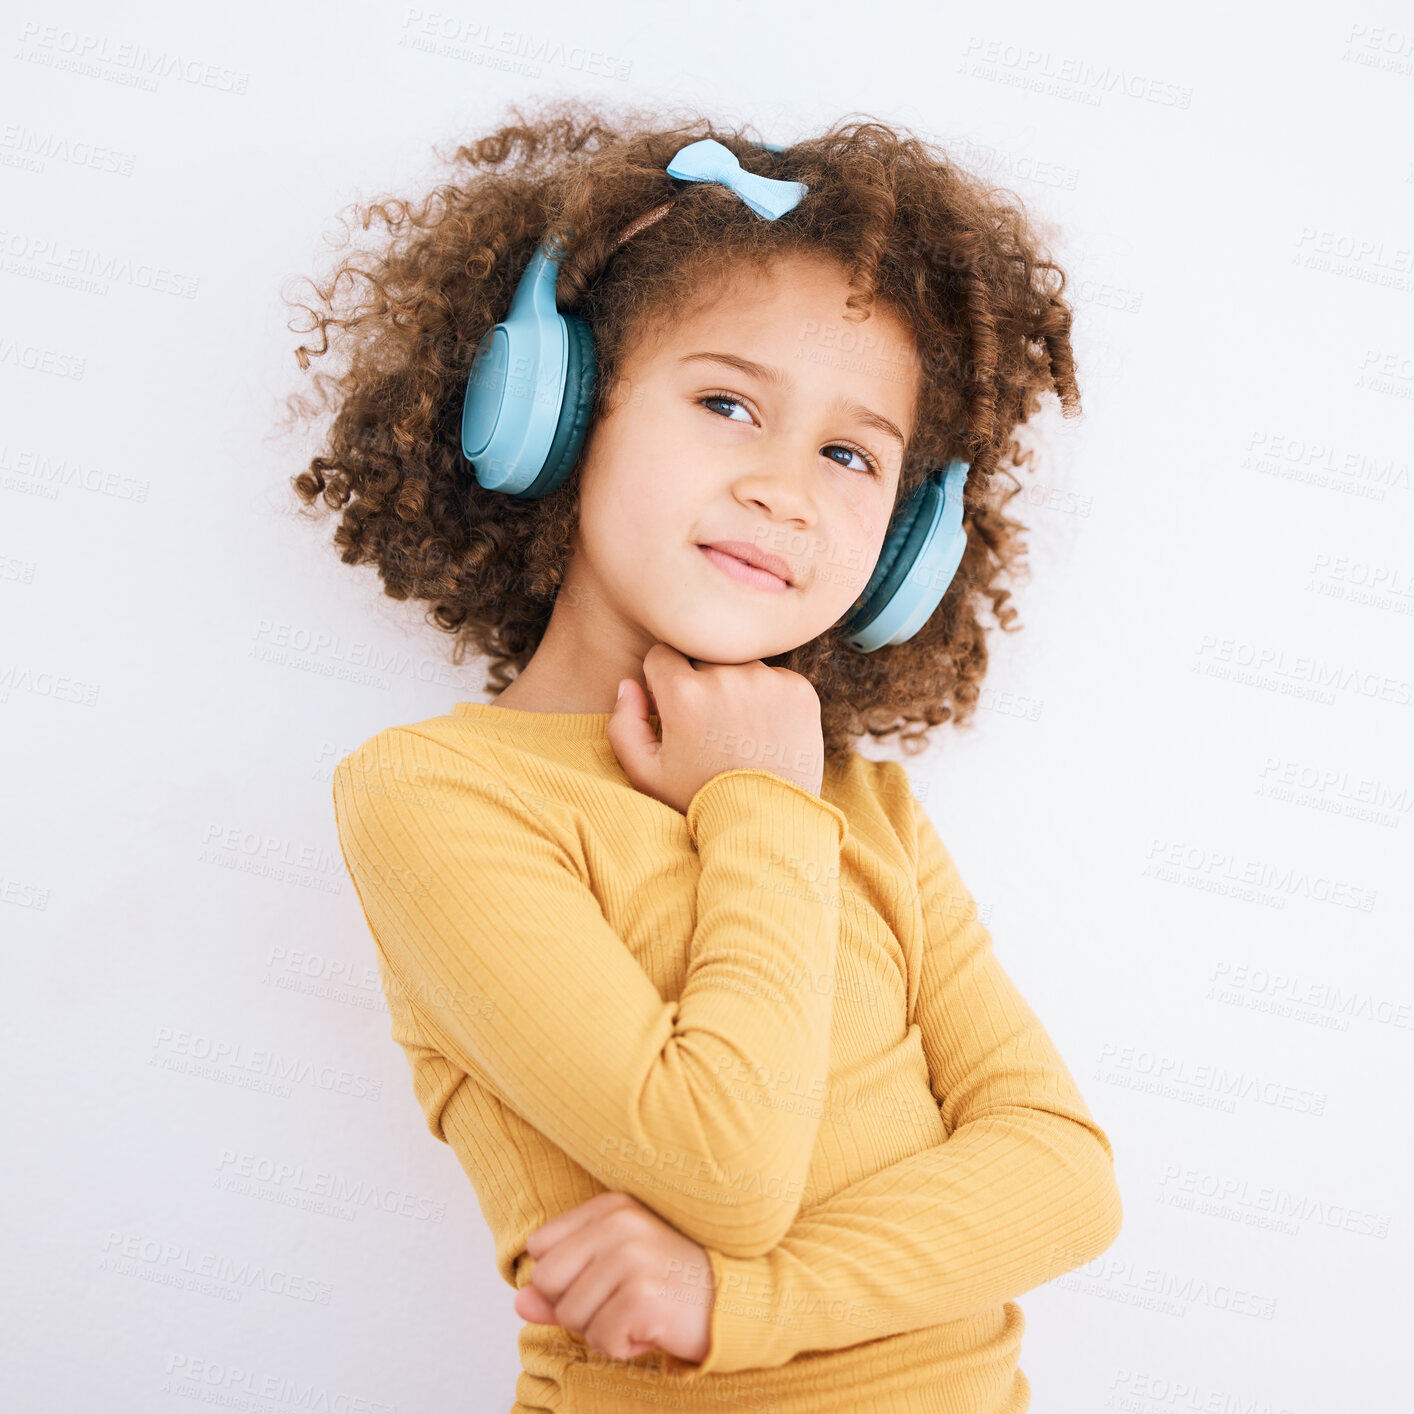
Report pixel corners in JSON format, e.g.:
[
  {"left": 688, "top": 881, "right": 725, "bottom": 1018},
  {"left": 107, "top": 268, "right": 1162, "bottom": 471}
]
[
  {"left": 332, "top": 727, "right": 850, "bottom": 1258},
  {"left": 691, "top": 777, "right": 1123, "bottom": 1375}
]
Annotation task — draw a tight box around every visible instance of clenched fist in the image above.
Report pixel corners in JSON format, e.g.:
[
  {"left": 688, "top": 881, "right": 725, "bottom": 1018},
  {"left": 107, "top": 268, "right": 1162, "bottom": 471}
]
[{"left": 513, "top": 1192, "right": 717, "bottom": 1365}]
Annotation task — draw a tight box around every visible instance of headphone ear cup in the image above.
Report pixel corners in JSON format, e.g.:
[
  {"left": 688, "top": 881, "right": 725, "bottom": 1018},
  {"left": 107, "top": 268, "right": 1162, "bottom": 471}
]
[
  {"left": 511, "top": 313, "right": 598, "bottom": 500},
  {"left": 844, "top": 481, "right": 935, "bottom": 642},
  {"left": 843, "top": 460, "right": 970, "bottom": 651}
]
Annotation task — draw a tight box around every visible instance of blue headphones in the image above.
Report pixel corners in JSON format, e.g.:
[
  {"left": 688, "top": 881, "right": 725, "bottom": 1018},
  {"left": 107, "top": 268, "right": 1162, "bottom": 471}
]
[{"left": 459, "top": 138, "right": 970, "bottom": 653}]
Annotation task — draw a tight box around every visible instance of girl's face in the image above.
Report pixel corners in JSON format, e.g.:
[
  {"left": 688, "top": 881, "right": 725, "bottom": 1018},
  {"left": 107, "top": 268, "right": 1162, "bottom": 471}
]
[{"left": 571, "top": 252, "right": 922, "bottom": 668}]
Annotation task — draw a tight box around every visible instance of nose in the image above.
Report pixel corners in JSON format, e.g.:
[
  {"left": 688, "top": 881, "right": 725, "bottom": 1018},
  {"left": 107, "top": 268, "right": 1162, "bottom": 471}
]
[{"left": 730, "top": 447, "right": 820, "bottom": 525}]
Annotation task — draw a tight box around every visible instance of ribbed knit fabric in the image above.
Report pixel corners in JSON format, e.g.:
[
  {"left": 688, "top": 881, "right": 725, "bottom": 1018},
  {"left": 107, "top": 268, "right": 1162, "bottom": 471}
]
[{"left": 331, "top": 702, "right": 1123, "bottom": 1412}]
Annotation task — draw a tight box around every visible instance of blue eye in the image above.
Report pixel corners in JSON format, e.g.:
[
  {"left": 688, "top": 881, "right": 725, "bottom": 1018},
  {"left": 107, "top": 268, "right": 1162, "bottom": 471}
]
[
  {"left": 698, "top": 393, "right": 882, "bottom": 478},
  {"left": 700, "top": 393, "right": 754, "bottom": 424},
  {"left": 822, "top": 444, "right": 879, "bottom": 477}
]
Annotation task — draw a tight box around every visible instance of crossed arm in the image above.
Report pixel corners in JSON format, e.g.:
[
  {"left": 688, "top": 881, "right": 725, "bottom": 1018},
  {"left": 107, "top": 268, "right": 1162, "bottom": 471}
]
[{"left": 687, "top": 776, "right": 1124, "bottom": 1375}]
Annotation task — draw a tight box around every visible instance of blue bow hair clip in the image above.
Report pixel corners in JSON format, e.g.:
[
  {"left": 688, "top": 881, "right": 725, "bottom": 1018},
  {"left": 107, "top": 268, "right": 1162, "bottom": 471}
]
[{"left": 665, "top": 138, "right": 808, "bottom": 220}]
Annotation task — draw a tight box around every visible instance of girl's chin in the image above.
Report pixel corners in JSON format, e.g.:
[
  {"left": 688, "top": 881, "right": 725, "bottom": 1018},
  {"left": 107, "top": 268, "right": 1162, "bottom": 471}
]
[{"left": 652, "top": 623, "right": 816, "bottom": 665}]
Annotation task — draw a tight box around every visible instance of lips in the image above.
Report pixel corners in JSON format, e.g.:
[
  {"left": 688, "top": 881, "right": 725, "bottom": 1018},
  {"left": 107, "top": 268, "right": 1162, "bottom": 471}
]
[{"left": 698, "top": 540, "right": 795, "bottom": 587}]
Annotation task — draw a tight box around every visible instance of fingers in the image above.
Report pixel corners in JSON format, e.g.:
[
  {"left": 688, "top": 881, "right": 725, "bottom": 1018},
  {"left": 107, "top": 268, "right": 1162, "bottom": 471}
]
[
  {"left": 518, "top": 1192, "right": 694, "bottom": 1364},
  {"left": 581, "top": 1276, "right": 665, "bottom": 1363},
  {"left": 643, "top": 641, "right": 687, "bottom": 695},
  {"left": 516, "top": 1278, "right": 656, "bottom": 1363},
  {"left": 526, "top": 1221, "right": 601, "bottom": 1309},
  {"left": 525, "top": 1191, "right": 627, "bottom": 1257},
  {"left": 538, "top": 1243, "right": 631, "bottom": 1342},
  {"left": 606, "top": 680, "right": 663, "bottom": 789},
  {"left": 522, "top": 1201, "right": 657, "bottom": 1361}
]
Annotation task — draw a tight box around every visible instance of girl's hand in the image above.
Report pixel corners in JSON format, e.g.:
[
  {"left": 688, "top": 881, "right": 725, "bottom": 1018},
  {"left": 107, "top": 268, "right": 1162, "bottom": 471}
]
[
  {"left": 513, "top": 1192, "right": 716, "bottom": 1365},
  {"left": 609, "top": 642, "right": 826, "bottom": 815}
]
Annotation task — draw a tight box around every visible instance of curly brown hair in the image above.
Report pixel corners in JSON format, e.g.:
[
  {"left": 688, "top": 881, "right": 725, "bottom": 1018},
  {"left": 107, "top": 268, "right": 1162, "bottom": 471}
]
[{"left": 280, "top": 95, "right": 1081, "bottom": 763}]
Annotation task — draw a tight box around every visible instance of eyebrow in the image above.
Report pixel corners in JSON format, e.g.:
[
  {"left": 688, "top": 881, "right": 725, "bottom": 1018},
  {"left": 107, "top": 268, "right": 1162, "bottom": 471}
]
[{"left": 677, "top": 350, "right": 907, "bottom": 448}]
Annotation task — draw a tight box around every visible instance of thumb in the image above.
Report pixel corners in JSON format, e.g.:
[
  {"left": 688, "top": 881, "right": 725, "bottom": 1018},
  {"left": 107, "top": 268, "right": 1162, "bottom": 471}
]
[
  {"left": 606, "top": 678, "right": 661, "bottom": 791},
  {"left": 514, "top": 1285, "right": 558, "bottom": 1325}
]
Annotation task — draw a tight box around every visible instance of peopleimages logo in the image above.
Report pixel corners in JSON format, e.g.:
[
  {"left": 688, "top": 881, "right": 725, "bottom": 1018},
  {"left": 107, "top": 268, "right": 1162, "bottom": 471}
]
[
  {"left": 958, "top": 35, "right": 1194, "bottom": 108},
  {"left": 1142, "top": 837, "right": 1378, "bottom": 912}
]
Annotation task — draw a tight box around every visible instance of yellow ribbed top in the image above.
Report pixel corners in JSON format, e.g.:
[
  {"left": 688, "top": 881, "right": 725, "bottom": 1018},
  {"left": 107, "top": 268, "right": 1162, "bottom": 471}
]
[{"left": 331, "top": 702, "right": 1123, "bottom": 1413}]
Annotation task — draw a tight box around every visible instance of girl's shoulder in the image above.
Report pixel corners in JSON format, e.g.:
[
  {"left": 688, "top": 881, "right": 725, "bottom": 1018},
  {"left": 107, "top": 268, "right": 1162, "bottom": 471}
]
[
  {"left": 339, "top": 707, "right": 504, "bottom": 767},
  {"left": 824, "top": 751, "right": 925, "bottom": 860},
  {"left": 332, "top": 711, "right": 523, "bottom": 813},
  {"left": 331, "top": 712, "right": 583, "bottom": 865}
]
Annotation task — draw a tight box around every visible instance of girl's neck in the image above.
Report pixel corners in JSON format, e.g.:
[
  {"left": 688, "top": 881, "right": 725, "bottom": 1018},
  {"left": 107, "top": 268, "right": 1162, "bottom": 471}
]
[{"left": 492, "top": 677, "right": 601, "bottom": 714}]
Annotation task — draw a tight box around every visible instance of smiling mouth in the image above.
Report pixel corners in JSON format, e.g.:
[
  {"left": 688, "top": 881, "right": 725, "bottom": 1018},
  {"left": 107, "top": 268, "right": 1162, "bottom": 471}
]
[{"left": 698, "top": 545, "right": 793, "bottom": 592}]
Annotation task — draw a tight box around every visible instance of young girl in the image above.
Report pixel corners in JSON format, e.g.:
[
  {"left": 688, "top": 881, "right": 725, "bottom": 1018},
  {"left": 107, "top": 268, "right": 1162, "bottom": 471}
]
[{"left": 288, "top": 98, "right": 1122, "bottom": 1413}]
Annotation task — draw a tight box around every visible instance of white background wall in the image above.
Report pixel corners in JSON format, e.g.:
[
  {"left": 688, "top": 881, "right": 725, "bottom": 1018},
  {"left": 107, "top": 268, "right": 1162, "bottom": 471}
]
[{"left": 3, "top": 1, "right": 1410, "bottom": 1409}]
